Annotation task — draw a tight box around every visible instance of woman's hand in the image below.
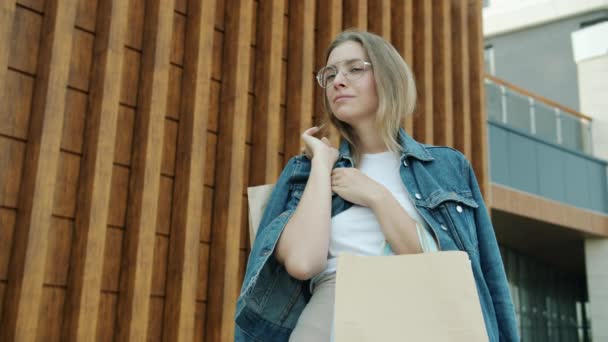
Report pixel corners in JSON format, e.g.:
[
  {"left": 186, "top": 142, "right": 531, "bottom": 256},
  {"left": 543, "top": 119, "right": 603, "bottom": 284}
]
[
  {"left": 301, "top": 126, "right": 339, "bottom": 169},
  {"left": 331, "top": 168, "right": 388, "bottom": 207}
]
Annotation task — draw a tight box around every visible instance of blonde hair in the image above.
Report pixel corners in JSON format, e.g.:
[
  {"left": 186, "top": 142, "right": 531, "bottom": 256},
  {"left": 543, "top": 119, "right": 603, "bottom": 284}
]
[{"left": 322, "top": 29, "right": 417, "bottom": 164}]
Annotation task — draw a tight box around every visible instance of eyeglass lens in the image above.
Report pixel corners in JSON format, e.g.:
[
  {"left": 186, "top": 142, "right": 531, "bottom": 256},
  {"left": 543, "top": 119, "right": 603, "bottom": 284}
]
[{"left": 319, "top": 59, "right": 367, "bottom": 88}]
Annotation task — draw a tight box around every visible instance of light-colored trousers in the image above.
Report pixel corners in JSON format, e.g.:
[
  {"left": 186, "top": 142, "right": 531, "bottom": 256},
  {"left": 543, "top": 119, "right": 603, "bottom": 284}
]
[{"left": 289, "top": 273, "right": 337, "bottom": 341}]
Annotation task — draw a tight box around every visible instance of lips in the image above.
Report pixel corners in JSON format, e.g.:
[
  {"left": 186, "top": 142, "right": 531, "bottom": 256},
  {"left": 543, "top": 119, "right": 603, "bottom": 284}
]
[{"left": 333, "top": 95, "right": 354, "bottom": 103}]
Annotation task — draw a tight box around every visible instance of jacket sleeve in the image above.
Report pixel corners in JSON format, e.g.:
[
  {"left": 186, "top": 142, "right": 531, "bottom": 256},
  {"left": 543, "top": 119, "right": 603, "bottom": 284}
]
[
  {"left": 234, "top": 157, "right": 303, "bottom": 341},
  {"left": 466, "top": 159, "right": 520, "bottom": 341},
  {"left": 253, "top": 156, "right": 300, "bottom": 241},
  {"left": 237, "top": 155, "right": 302, "bottom": 298}
]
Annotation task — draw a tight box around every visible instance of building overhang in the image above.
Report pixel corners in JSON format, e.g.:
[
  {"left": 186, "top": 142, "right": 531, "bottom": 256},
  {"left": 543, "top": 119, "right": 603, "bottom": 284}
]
[
  {"left": 490, "top": 183, "right": 608, "bottom": 238},
  {"left": 490, "top": 183, "right": 608, "bottom": 275}
]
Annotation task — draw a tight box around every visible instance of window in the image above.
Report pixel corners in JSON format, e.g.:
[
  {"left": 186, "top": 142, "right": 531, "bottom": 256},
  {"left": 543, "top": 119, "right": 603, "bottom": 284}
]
[
  {"left": 579, "top": 16, "right": 608, "bottom": 29},
  {"left": 484, "top": 45, "right": 495, "bottom": 75}
]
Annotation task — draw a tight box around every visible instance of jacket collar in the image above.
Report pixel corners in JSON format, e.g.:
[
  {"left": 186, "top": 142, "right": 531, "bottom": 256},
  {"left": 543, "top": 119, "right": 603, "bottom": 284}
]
[
  {"left": 338, "top": 128, "right": 434, "bottom": 163},
  {"left": 397, "top": 128, "right": 434, "bottom": 161}
]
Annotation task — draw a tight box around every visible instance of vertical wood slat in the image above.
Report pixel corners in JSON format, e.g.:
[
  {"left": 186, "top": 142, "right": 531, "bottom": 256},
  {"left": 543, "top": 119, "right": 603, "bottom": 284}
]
[
  {"left": 61, "top": 0, "right": 128, "bottom": 340},
  {"left": 432, "top": 0, "right": 453, "bottom": 147},
  {"left": 452, "top": 0, "right": 472, "bottom": 158},
  {"left": 0, "top": 1, "right": 16, "bottom": 109},
  {"left": 343, "top": 0, "right": 367, "bottom": 30},
  {"left": 251, "top": 0, "right": 285, "bottom": 185},
  {"left": 1, "top": 2, "right": 491, "bottom": 338},
  {"left": 162, "top": 0, "right": 216, "bottom": 341},
  {"left": 0, "top": 0, "right": 78, "bottom": 341},
  {"left": 468, "top": 0, "right": 489, "bottom": 200},
  {"left": 315, "top": 0, "right": 342, "bottom": 148},
  {"left": 206, "top": 0, "right": 253, "bottom": 340},
  {"left": 412, "top": 0, "right": 433, "bottom": 143},
  {"left": 284, "top": 0, "right": 315, "bottom": 158},
  {"left": 368, "top": 0, "right": 390, "bottom": 40},
  {"left": 391, "top": 0, "right": 413, "bottom": 133},
  {"left": 115, "top": 0, "right": 175, "bottom": 339}
]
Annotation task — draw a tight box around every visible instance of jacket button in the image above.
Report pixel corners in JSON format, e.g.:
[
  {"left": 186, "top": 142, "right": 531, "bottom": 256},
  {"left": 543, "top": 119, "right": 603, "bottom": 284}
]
[
  {"left": 261, "top": 249, "right": 271, "bottom": 256},
  {"left": 440, "top": 224, "right": 448, "bottom": 231},
  {"left": 456, "top": 205, "right": 463, "bottom": 213},
  {"left": 403, "top": 160, "right": 408, "bottom": 167},
  {"left": 414, "top": 193, "right": 422, "bottom": 200}
]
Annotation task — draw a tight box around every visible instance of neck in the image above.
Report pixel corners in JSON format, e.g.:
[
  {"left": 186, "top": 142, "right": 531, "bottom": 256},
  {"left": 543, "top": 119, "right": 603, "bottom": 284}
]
[{"left": 352, "top": 120, "right": 387, "bottom": 154}]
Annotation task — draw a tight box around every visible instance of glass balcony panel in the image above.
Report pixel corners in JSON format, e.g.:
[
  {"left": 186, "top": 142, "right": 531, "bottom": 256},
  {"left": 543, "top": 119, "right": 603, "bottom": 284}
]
[
  {"left": 581, "top": 121, "right": 592, "bottom": 154},
  {"left": 505, "top": 89, "right": 532, "bottom": 133},
  {"left": 560, "top": 114, "right": 584, "bottom": 151},
  {"left": 534, "top": 102, "right": 558, "bottom": 144},
  {"left": 489, "top": 121, "right": 608, "bottom": 213},
  {"left": 486, "top": 81, "right": 503, "bottom": 122}
]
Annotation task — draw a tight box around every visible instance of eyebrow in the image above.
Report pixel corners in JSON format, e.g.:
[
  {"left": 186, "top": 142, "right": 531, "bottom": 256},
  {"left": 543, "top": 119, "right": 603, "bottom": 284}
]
[{"left": 325, "top": 58, "right": 364, "bottom": 68}]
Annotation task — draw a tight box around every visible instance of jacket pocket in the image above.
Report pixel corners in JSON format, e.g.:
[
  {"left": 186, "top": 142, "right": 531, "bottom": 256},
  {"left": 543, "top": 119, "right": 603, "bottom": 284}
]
[
  {"left": 286, "top": 186, "right": 304, "bottom": 211},
  {"left": 426, "top": 191, "right": 479, "bottom": 252}
]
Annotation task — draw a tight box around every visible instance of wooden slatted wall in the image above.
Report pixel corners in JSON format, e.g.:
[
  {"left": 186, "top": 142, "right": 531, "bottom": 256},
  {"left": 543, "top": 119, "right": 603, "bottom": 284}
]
[{"left": 0, "top": 0, "right": 487, "bottom": 340}]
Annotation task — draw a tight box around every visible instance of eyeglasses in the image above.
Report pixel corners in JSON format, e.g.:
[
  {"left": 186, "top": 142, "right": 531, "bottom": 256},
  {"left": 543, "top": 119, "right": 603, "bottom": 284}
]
[{"left": 315, "top": 58, "right": 372, "bottom": 88}]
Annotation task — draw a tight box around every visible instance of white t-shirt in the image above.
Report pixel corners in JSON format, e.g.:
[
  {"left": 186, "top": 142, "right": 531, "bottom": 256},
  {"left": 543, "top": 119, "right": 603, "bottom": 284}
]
[{"left": 312, "top": 151, "right": 438, "bottom": 287}]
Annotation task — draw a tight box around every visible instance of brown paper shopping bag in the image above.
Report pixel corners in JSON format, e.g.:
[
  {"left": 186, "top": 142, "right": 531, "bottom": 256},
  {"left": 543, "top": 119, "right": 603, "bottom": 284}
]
[
  {"left": 334, "top": 252, "right": 488, "bottom": 342},
  {"left": 247, "top": 184, "right": 275, "bottom": 248}
]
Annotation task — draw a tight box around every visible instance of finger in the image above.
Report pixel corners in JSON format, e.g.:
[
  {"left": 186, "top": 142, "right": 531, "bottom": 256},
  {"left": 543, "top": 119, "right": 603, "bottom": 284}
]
[
  {"left": 321, "top": 137, "right": 331, "bottom": 146},
  {"left": 301, "top": 132, "right": 320, "bottom": 144},
  {"left": 303, "top": 147, "right": 312, "bottom": 159},
  {"left": 300, "top": 134, "right": 315, "bottom": 147},
  {"left": 302, "top": 126, "right": 321, "bottom": 137}
]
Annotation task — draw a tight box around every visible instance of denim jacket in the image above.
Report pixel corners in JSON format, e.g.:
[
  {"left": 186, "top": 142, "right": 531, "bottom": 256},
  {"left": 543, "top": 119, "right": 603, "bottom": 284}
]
[{"left": 235, "top": 128, "right": 519, "bottom": 341}]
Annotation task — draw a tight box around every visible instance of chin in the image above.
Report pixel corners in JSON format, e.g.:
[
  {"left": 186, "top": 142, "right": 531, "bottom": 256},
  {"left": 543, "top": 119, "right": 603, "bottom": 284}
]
[
  {"left": 333, "top": 110, "right": 368, "bottom": 126},
  {"left": 332, "top": 112, "right": 356, "bottom": 125}
]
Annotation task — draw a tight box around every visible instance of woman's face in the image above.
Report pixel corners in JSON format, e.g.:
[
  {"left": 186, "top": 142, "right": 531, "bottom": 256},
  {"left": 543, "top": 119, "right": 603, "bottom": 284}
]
[{"left": 325, "top": 41, "right": 379, "bottom": 126}]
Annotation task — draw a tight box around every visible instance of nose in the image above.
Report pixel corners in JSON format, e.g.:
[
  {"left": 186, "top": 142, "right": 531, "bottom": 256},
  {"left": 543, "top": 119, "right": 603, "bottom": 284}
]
[{"left": 331, "top": 70, "right": 347, "bottom": 88}]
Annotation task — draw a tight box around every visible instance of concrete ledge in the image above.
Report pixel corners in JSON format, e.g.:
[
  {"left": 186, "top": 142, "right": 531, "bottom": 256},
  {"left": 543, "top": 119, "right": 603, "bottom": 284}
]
[{"left": 490, "top": 183, "right": 608, "bottom": 237}]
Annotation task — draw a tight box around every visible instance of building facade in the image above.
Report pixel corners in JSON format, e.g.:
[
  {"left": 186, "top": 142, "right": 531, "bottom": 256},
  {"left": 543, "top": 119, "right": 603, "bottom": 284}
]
[
  {"left": 1, "top": 0, "right": 606, "bottom": 341},
  {"left": 483, "top": 1, "right": 608, "bottom": 341},
  {"left": 0, "top": 1, "right": 490, "bottom": 341}
]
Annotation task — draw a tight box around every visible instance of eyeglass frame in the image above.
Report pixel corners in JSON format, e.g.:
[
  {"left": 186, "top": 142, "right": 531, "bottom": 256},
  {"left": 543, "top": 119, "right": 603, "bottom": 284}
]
[{"left": 315, "top": 58, "right": 373, "bottom": 89}]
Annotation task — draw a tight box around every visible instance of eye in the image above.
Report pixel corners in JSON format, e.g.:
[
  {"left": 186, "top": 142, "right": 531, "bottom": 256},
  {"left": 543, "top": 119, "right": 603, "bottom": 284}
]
[{"left": 350, "top": 67, "right": 363, "bottom": 72}]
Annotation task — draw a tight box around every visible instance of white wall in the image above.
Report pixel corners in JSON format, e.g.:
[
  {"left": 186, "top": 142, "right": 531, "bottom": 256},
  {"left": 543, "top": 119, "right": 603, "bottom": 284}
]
[
  {"left": 484, "top": 0, "right": 608, "bottom": 37},
  {"left": 585, "top": 239, "right": 608, "bottom": 341},
  {"left": 573, "top": 22, "right": 608, "bottom": 160}
]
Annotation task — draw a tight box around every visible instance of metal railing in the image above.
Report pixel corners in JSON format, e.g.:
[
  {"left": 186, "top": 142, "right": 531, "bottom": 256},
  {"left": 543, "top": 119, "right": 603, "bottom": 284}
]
[{"left": 485, "top": 75, "right": 593, "bottom": 154}]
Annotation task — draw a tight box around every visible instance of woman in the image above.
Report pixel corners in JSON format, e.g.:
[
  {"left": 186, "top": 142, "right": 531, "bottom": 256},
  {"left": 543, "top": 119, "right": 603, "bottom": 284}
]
[{"left": 235, "top": 30, "right": 518, "bottom": 342}]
